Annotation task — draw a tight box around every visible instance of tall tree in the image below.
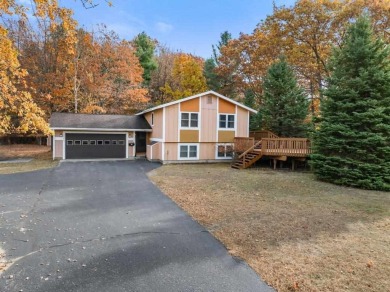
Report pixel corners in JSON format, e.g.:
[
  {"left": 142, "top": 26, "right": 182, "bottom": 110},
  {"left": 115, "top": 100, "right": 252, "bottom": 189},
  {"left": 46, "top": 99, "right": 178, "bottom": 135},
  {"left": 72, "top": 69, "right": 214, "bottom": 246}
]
[
  {"left": 203, "top": 58, "right": 220, "bottom": 91},
  {"left": 311, "top": 17, "right": 390, "bottom": 191},
  {"left": 212, "top": 31, "right": 232, "bottom": 65},
  {"left": 132, "top": 32, "right": 157, "bottom": 86},
  {"left": 160, "top": 53, "right": 207, "bottom": 101},
  {"left": 244, "top": 89, "right": 261, "bottom": 130},
  {"left": 261, "top": 56, "right": 309, "bottom": 137}
]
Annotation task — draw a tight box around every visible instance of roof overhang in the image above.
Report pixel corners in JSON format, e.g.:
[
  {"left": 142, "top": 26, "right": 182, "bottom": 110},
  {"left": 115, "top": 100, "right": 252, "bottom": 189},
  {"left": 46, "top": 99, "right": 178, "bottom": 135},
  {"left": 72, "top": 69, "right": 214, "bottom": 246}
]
[
  {"left": 136, "top": 90, "right": 258, "bottom": 115},
  {"left": 51, "top": 127, "right": 152, "bottom": 132}
]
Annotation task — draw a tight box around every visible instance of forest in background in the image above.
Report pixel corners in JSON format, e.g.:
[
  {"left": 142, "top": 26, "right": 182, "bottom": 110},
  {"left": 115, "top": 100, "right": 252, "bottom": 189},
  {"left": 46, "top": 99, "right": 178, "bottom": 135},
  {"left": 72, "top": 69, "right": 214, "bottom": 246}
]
[{"left": 0, "top": 0, "right": 389, "bottom": 136}]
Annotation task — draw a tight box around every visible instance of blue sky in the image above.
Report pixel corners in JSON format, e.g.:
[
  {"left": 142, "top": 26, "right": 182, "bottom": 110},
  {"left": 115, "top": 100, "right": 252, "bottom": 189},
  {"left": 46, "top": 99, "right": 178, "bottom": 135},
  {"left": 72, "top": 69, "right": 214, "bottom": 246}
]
[{"left": 58, "top": 0, "right": 296, "bottom": 59}]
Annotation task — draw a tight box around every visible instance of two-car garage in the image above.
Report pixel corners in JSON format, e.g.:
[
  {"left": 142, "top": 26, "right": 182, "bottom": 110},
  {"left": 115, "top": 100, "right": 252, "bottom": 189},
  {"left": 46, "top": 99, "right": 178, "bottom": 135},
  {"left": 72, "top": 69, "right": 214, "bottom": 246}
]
[{"left": 65, "top": 133, "right": 127, "bottom": 159}]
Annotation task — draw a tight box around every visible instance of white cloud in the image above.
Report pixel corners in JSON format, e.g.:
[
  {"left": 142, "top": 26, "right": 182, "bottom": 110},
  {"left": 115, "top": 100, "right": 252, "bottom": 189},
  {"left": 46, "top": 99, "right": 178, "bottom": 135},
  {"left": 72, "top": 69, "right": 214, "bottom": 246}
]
[{"left": 155, "top": 21, "right": 173, "bottom": 33}]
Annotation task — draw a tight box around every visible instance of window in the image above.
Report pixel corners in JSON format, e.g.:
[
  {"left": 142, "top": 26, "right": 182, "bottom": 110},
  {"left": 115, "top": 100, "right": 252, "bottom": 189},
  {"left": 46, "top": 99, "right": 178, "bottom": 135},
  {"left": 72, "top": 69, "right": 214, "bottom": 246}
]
[
  {"left": 74, "top": 140, "right": 81, "bottom": 145},
  {"left": 179, "top": 144, "right": 198, "bottom": 159},
  {"left": 104, "top": 140, "right": 110, "bottom": 145},
  {"left": 82, "top": 140, "right": 89, "bottom": 145},
  {"left": 111, "top": 140, "right": 117, "bottom": 145},
  {"left": 67, "top": 140, "right": 73, "bottom": 145},
  {"left": 217, "top": 144, "right": 234, "bottom": 159},
  {"left": 97, "top": 140, "right": 103, "bottom": 145},
  {"left": 151, "top": 112, "right": 154, "bottom": 126},
  {"left": 118, "top": 140, "right": 125, "bottom": 145},
  {"left": 219, "top": 114, "right": 235, "bottom": 129},
  {"left": 181, "top": 112, "right": 198, "bottom": 128},
  {"left": 90, "top": 140, "right": 96, "bottom": 145}
]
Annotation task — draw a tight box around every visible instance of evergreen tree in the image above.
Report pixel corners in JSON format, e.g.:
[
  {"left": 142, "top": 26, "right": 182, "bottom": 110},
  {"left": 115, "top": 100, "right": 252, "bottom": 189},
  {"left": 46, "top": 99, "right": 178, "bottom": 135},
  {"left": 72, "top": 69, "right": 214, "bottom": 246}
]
[
  {"left": 204, "top": 58, "right": 220, "bottom": 91},
  {"left": 133, "top": 32, "right": 157, "bottom": 86},
  {"left": 261, "top": 56, "right": 309, "bottom": 137},
  {"left": 212, "top": 31, "right": 231, "bottom": 65},
  {"left": 311, "top": 17, "right": 390, "bottom": 191},
  {"left": 244, "top": 89, "right": 262, "bottom": 130}
]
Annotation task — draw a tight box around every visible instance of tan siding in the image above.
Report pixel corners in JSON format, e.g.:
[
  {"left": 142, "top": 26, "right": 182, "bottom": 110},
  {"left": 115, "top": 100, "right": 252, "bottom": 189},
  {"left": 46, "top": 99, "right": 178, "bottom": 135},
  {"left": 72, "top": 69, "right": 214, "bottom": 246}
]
[
  {"left": 154, "top": 142, "right": 162, "bottom": 160},
  {"left": 165, "top": 104, "right": 179, "bottom": 142},
  {"left": 165, "top": 143, "right": 178, "bottom": 161},
  {"left": 219, "top": 98, "right": 235, "bottom": 113},
  {"left": 200, "top": 143, "right": 215, "bottom": 160},
  {"left": 145, "top": 109, "right": 163, "bottom": 139},
  {"left": 180, "top": 97, "right": 200, "bottom": 112},
  {"left": 128, "top": 145, "right": 135, "bottom": 157},
  {"left": 218, "top": 131, "right": 235, "bottom": 142},
  {"left": 180, "top": 130, "right": 199, "bottom": 143},
  {"left": 55, "top": 140, "right": 63, "bottom": 159},
  {"left": 55, "top": 131, "right": 63, "bottom": 137},
  {"left": 200, "top": 95, "right": 217, "bottom": 142},
  {"left": 237, "top": 107, "right": 249, "bottom": 137}
]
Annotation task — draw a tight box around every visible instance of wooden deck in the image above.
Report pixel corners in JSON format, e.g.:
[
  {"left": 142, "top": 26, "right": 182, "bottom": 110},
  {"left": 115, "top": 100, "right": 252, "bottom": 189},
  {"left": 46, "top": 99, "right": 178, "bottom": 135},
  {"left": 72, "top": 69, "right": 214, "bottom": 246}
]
[{"left": 232, "top": 132, "right": 311, "bottom": 169}]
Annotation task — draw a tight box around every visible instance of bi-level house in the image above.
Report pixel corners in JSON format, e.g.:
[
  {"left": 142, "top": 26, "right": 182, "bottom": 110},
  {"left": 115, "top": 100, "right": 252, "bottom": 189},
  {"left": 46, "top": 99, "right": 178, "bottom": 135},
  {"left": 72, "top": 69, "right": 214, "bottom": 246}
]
[{"left": 50, "top": 91, "right": 257, "bottom": 163}]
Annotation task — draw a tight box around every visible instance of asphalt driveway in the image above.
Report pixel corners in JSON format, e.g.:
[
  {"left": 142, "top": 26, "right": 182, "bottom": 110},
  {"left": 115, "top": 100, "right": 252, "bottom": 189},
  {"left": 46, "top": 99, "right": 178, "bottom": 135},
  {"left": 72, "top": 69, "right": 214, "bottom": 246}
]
[{"left": 0, "top": 161, "right": 273, "bottom": 292}]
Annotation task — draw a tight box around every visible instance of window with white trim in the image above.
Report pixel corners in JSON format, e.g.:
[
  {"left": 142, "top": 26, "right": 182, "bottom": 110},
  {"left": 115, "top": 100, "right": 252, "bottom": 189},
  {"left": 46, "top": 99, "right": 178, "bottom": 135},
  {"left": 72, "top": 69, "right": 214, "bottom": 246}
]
[
  {"left": 217, "top": 144, "right": 234, "bottom": 159},
  {"left": 179, "top": 144, "right": 198, "bottom": 159},
  {"left": 181, "top": 112, "right": 198, "bottom": 128},
  {"left": 219, "top": 114, "right": 235, "bottom": 129}
]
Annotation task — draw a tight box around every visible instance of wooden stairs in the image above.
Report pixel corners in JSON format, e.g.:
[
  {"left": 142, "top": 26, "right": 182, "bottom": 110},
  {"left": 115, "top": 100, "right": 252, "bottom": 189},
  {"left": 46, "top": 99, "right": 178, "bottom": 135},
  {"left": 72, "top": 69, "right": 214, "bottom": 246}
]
[{"left": 231, "top": 140, "right": 263, "bottom": 169}]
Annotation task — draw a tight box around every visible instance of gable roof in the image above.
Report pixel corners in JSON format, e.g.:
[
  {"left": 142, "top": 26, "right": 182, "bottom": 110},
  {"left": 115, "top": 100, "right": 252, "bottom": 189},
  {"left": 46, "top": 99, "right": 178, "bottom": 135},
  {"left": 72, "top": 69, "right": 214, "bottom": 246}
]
[
  {"left": 136, "top": 91, "right": 258, "bottom": 115},
  {"left": 50, "top": 113, "right": 152, "bottom": 131}
]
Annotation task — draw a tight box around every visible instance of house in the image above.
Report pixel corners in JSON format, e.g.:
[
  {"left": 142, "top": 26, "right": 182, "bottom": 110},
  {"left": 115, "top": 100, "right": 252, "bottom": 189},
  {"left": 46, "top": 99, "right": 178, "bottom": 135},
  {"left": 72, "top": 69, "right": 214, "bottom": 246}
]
[{"left": 50, "top": 91, "right": 257, "bottom": 162}]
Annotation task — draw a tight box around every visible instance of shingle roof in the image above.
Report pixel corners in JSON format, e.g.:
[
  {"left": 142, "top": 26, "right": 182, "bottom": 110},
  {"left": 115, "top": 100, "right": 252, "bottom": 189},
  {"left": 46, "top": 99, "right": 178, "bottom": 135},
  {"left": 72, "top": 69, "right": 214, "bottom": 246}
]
[{"left": 49, "top": 113, "right": 151, "bottom": 130}]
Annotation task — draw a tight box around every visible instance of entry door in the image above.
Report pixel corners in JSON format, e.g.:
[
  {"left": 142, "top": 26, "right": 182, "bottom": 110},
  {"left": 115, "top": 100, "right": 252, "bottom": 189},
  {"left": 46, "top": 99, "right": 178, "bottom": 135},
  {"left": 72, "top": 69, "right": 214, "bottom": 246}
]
[{"left": 136, "top": 132, "right": 147, "bottom": 153}]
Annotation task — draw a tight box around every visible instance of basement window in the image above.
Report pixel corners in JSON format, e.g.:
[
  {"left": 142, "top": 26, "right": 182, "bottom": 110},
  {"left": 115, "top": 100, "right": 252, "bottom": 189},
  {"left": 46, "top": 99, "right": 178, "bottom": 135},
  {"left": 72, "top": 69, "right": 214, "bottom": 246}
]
[
  {"left": 217, "top": 144, "right": 234, "bottom": 159},
  {"left": 179, "top": 144, "right": 198, "bottom": 160}
]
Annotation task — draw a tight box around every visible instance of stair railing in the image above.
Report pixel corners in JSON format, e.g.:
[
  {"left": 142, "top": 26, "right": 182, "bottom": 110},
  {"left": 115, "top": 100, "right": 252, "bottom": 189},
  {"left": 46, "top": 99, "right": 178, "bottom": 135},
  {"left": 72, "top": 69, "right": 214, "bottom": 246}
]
[{"left": 238, "top": 140, "right": 262, "bottom": 168}]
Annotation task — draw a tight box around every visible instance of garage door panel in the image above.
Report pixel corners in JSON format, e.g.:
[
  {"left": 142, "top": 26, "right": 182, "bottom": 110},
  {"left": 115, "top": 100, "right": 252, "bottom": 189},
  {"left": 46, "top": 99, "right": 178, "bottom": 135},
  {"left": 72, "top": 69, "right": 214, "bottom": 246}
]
[{"left": 66, "top": 133, "right": 126, "bottom": 159}]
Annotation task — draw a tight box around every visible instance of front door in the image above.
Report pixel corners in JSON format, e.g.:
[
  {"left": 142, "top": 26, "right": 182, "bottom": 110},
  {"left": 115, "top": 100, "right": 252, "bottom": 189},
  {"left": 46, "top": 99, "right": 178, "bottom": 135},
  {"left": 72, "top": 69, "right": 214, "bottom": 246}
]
[{"left": 136, "top": 132, "right": 147, "bottom": 154}]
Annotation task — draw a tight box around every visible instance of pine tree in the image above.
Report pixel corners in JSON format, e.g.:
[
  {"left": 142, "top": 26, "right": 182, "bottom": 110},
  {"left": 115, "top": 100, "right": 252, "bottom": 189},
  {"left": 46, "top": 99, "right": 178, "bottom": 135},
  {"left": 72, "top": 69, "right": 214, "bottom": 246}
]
[
  {"left": 244, "top": 89, "right": 262, "bottom": 130},
  {"left": 133, "top": 32, "right": 157, "bottom": 86},
  {"left": 311, "top": 16, "right": 390, "bottom": 191},
  {"left": 261, "top": 56, "right": 309, "bottom": 137},
  {"left": 203, "top": 58, "right": 220, "bottom": 91}
]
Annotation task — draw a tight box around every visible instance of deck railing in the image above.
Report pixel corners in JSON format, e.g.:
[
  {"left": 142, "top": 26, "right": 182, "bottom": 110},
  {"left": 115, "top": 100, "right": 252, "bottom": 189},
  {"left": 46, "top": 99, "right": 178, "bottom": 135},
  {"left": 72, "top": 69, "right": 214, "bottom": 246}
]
[
  {"left": 234, "top": 137, "right": 254, "bottom": 153},
  {"left": 261, "top": 138, "right": 311, "bottom": 157},
  {"left": 249, "top": 130, "right": 279, "bottom": 140}
]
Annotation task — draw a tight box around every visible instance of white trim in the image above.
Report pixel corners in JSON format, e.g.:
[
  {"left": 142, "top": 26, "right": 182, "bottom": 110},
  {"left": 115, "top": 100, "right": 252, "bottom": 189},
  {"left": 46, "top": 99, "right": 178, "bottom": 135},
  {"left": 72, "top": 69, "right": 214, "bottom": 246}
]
[
  {"left": 177, "top": 103, "right": 181, "bottom": 143},
  {"left": 179, "top": 111, "right": 200, "bottom": 130},
  {"left": 51, "top": 127, "right": 152, "bottom": 132},
  {"left": 199, "top": 96, "right": 202, "bottom": 142},
  {"left": 215, "top": 143, "right": 234, "bottom": 160},
  {"left": 216, "top": 97, "right": 219, "bottom": 143},
  {"left": 150, "top": 138, "right": 163, "bottom": 142},
  {"left": 136, "top": 91, "right": 257, "bottom": 115},
  {"left": 162, "top": 107, "right": 166, "bottom": 160},
  {"left": 247, "top": 111, "right": 250, "bottom": 137},
  {"left": 132, "top": 131, "right": 136, "bottom": 157},
  {"left": 126, "top": 133, "right": 129, "bottom": 159},
  {"left": 235, "top": 105, "right": 238, "bottom": 137},
  {"left": 54, "top": 136, "right": 64, "bottom": 140},
  {"left": 177, "top": 143, "right": 200, "bottom": 160},
  {"left": 218, "top": 113, "right": 236, "bottom": 131}
]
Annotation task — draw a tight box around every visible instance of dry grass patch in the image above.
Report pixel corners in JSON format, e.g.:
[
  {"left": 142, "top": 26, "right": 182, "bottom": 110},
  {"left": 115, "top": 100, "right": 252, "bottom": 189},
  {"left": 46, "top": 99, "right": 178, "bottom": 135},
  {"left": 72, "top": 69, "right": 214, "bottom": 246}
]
[
  {"left": 0, "top": 145, "right": 58, "bottom": 174},
  {"left": 149, "top": 164, "right": 390, "bottom": 292}
]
